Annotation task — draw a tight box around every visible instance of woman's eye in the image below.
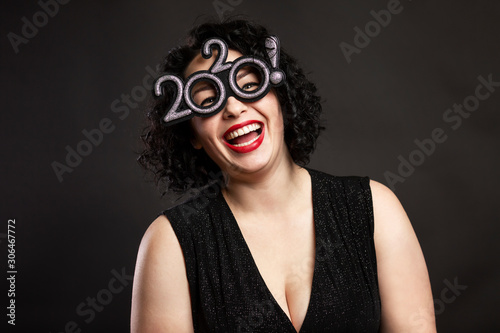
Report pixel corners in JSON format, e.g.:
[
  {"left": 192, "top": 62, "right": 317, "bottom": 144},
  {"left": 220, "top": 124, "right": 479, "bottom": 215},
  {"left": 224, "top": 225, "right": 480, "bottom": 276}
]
[
  {"left": 242, "top": 82, "right": 259, "bottom": 91},
  {"left": 191, "top": 80, "right": 217, "bottom": 107},
  {"left": 201, "top": 96, "right": 216, "bottom": 106}
]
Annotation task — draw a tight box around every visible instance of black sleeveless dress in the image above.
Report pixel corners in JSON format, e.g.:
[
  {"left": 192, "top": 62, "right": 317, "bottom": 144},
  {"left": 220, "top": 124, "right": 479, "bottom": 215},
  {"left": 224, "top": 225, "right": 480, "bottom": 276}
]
[{"left": 161, "top": 168, "right": 381, "bottom": 332}]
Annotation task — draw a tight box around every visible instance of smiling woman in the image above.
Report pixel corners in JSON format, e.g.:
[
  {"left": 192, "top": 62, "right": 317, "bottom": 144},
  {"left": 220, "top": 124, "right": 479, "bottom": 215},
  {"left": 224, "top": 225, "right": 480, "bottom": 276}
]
[{"left": 132, "top": 19, "right": 436, "bottom": 332}]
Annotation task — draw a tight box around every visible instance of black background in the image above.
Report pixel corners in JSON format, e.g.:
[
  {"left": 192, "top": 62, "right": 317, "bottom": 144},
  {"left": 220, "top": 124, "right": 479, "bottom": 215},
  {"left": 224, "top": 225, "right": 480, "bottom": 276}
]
[{"left": 1, "top": 0, "right": 499, "bottom": 332}]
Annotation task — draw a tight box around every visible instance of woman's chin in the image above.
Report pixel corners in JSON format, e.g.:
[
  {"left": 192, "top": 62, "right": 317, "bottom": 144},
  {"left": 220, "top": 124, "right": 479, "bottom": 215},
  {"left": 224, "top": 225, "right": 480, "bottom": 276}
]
[
  {"left": 225, "top": 160, "right": 268, "bottom": 176},
  {"left": 219, "top": 155, "right": 267, "bottom": 177},
  {"left": 223, "top": 141, "right": 288, "bottom": 178}
]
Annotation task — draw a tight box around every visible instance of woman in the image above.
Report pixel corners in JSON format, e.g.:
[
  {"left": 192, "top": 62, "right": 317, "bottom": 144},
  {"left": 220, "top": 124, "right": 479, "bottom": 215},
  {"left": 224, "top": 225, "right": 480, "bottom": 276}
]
[{"left": 131, "top": 19, "right": 436, "bottom": 332}]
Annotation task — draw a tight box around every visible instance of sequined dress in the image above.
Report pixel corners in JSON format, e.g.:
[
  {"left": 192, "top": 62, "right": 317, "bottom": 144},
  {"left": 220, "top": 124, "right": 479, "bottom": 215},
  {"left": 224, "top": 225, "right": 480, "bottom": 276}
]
[{"left": 161, "top": 168, "right": 381, "bottom": 332}]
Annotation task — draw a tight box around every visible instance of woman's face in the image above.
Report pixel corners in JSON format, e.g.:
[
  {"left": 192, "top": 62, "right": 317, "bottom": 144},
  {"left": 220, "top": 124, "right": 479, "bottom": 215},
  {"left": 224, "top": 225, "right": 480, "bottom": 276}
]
[{"left": 186, "top": 48, "right": 289, "bottom": 178}]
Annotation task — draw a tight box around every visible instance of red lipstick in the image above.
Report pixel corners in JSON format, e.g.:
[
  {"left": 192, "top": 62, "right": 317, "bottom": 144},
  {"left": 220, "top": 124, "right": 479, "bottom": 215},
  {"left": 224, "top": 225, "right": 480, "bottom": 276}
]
[{"left": 223, "top": 120, "right": 265, "bottom": 153}]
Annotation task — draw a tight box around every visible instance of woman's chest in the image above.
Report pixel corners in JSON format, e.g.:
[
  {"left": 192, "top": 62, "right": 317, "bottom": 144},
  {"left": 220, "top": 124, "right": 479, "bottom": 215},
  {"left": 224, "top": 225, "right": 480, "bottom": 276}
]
[{"left": 237, "top": 211, "right": 316, "bottom": 330}]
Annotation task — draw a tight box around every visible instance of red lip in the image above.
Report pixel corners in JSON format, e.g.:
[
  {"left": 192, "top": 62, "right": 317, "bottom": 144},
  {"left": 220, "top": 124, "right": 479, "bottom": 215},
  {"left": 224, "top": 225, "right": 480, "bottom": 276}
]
[{"left": 222, "top": 120, "right": 265, "bottom": 154}]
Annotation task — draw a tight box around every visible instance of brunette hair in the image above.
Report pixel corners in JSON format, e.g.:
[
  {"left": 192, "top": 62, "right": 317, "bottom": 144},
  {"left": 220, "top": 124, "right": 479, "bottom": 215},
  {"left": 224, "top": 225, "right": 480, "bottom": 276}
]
[{"left": 138, "top": 19, "right": 323, "bottom": 195}]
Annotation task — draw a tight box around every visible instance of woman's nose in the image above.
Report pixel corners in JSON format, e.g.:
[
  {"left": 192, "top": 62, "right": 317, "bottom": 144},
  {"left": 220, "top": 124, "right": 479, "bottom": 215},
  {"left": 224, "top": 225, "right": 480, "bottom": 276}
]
[{"left": 222, "top": 97, "right": 247, "bottom": 119}]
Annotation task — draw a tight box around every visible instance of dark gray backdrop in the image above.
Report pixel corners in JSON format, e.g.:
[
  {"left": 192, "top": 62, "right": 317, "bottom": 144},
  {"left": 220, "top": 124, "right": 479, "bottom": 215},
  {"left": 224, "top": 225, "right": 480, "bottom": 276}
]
[{"left": 2, "top": 0, "right": 499, "bottom": 332}]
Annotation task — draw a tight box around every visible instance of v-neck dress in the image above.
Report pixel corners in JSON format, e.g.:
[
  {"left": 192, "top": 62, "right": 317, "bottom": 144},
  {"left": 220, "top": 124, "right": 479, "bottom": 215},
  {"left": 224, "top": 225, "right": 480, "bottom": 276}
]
[{"left": 161, "top": 168, "right": 381, "bottom": 332}]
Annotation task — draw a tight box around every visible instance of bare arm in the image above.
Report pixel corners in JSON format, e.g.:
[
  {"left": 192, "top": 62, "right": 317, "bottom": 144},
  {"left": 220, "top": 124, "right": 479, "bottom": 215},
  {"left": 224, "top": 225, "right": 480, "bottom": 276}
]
[
  {"left": 131, "top": 215, "right": 194, "bottom": 333},
  {"left": 370, "top": 180, "right": 436, "bottom": 332}
]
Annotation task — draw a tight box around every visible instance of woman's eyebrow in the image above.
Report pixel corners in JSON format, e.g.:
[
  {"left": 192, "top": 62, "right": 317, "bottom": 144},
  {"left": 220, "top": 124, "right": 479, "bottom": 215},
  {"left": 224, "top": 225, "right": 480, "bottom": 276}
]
[
  {"left": 236, "top": 68, "right": 252, "bottom": 81},
  {"left": 192, "top": 83, "right": 214, "bottom": 97}
]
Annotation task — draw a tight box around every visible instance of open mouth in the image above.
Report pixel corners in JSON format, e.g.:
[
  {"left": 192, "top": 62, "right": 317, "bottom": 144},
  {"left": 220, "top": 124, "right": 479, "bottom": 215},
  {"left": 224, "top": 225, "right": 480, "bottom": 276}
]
[
  {"left": 222, "top": 121, "right": 265, "bottom": 153},
  {"left": 224, "top": 122, "right": 263, "bottom": 147}
]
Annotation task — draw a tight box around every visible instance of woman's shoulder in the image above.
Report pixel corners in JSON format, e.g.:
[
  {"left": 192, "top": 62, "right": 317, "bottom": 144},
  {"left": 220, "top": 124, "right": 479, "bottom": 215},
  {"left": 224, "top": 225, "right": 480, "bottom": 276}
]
[
  {"left": 138, "top": 214, "right": 179, "bottom": 257},
  {"left": 133, "top": 214, "right": 186, "bottom": 294},
  {"left": 131, "top": 215, "right": 194, "bottom": 332}
]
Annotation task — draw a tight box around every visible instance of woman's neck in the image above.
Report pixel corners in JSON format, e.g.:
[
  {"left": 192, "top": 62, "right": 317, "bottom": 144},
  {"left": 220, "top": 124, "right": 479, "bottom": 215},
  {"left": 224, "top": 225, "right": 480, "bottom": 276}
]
[{"left": 221, "top": 157, "right": 310, "bottom": 216}]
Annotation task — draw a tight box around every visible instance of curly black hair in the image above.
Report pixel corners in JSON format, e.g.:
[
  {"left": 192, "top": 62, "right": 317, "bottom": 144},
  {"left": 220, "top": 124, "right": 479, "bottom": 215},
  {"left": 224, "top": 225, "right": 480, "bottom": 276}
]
[{"left": 138, "top": 18, "right": 323, "bottom": 195}]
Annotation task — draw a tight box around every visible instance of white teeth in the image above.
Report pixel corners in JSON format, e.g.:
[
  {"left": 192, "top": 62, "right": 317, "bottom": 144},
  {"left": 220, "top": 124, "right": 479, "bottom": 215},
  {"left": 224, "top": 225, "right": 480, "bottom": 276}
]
[
  {"left": 225, "top": 123, "right": 262, "bottom": 141},
  {"left": 232, "top": 134, "right": 261, "bottom": 147}
]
